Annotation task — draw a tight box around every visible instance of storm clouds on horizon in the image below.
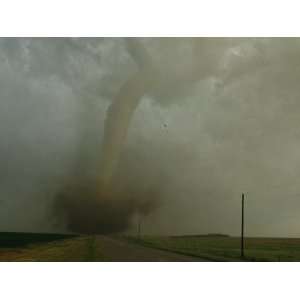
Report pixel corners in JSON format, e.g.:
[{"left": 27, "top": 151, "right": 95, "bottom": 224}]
[{"left": 1, "top": 37, "right": 300, "bottom": 237}]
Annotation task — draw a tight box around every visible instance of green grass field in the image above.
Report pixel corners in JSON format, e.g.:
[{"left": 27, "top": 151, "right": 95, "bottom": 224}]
[{"left": 133, "top": 235, "right": 300, "bottom": 261}]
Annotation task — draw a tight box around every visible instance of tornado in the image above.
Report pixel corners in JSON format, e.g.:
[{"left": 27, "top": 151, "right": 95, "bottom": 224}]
[
  {"left": 97, "top": 38, "right": 220, "bottom": 191},
  {"left": 98, "top": 38, "right": 156, "bottom": 191}
]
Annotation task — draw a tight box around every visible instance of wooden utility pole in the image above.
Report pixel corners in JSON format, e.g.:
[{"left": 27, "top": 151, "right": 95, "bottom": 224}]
[
  {"left": 137, "top": 216, "right": 141, "bottom": 240},
  {"left": 241, "top": 193, "right": 245, "bottom": 258}
]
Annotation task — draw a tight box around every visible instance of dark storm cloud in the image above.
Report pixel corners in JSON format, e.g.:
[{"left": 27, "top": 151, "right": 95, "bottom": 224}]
[{"left": 1, "top": 37, "right": 300, "bottom": 236}]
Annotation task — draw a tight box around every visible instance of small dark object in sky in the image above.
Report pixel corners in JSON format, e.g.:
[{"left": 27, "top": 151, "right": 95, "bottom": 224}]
[{"left": 164, "top": 123, "right": 167, "bottom": 128}]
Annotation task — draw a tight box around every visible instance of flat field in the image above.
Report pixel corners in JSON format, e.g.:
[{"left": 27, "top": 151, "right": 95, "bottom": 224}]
[
  {"left": 2, "top": 232, "right": 300, "bottom": 261},
  {"left": 0, "top": 233, "right": 102, "bottom": 262},
  {"left": 135, "top": 236, "right": 300, "bottom": 261}
]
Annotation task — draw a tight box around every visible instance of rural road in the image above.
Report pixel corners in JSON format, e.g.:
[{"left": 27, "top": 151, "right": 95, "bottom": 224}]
[
  {"left": 93, "top": 236, "right": 208, "bottom": 261},
  {"left": 0, "top": 235, "right": 210, "bottom": 261}
]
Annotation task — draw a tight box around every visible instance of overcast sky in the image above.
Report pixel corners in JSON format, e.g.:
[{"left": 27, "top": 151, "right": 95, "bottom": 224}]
[{"left": 1, "top": 38, "right": 300, "bottom": 237}]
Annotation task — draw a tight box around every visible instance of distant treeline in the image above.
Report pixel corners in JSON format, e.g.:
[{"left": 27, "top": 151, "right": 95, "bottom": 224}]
[{"left": 0, "top": 232, "right": 77, "bottom": 248}]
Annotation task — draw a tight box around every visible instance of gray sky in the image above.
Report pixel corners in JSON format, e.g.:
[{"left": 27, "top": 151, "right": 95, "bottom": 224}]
[{"left": 1, "top": 38, "right": 300, "bottom": 237}]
